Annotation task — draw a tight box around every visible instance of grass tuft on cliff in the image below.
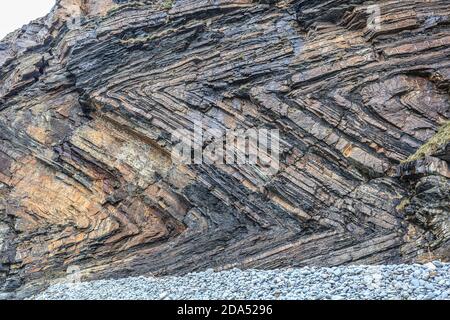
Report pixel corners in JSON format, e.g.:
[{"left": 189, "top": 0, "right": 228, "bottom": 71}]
[
  {"left": 406, "top": 120, "right": 450, "bottom": 162},
  {"left": 162, "top": 0, "right": 174, "bottom": 10}
]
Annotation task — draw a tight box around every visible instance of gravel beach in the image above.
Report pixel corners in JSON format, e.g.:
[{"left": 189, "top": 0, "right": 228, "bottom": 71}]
[{"left": 34, "top": 262, "right": 450, "bottom": 300}]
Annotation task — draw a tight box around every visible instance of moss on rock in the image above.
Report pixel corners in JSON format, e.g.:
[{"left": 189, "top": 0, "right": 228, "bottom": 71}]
[{"left": 406, "top": 121, "right": 450, "bottom": 162}]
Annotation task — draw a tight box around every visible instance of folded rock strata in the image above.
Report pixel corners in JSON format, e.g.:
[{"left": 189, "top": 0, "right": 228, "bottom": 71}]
[{"left": 0, "top": 0, "right": 449, "bottom": 298}]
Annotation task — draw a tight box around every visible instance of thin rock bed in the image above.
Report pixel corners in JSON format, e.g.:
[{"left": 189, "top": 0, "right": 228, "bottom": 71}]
[{"left": 34, "top": 262, "right": 450, "bottom": 300}]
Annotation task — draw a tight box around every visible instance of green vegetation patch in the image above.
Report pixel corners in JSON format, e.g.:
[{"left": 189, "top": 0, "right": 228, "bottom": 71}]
[
  {"left": 162, "top": 0, "right": 174, "bottom": 10},
  {"left": 396, "top": 198, "right": 410, "bottom": 212},
  {"left": 406, "top": 120, "right": 450, "bottom": 162}
]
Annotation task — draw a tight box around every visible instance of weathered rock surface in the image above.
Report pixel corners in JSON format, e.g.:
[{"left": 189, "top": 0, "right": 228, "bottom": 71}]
[{"left": 0, "top": 0, "right": 449, "bottom": 298}]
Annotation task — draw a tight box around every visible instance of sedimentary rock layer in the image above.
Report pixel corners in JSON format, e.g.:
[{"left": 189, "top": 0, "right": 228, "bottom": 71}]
[{"left": 0, "top": 0, "right": 449, "bottom": 298}]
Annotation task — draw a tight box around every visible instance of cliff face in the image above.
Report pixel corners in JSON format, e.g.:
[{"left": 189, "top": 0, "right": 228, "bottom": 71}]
[{"left": 0, "top": 0, "right": 449, "bottom": 298}]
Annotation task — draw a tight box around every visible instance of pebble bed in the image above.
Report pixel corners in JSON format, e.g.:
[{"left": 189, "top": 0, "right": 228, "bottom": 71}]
[{"left": 34, "top": 262, "right": 450, "bottom": 300}]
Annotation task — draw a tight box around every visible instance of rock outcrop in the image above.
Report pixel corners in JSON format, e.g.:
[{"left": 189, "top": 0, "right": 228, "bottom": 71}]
[{"left": 0, "top": 0, "right": 449, "bottom": 298}]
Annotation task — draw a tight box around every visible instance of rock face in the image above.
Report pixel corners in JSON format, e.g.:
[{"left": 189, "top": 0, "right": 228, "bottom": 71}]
[{"left": 0, "top": 0, "right": 449, "bottom": 298}]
